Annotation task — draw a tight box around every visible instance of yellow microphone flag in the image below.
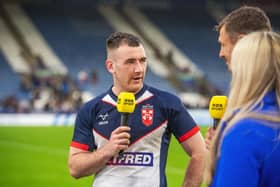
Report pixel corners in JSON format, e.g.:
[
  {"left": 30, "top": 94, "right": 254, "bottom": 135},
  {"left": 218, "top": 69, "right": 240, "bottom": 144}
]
[
  {"left": 209, "top": 96, "right": 227, "bottom": 119},
  {"left": 117, "top": 92, "right": 136, "bottom": 113}
]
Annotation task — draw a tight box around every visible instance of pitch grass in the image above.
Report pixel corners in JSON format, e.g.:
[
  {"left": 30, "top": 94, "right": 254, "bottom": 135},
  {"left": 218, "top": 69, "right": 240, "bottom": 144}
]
[{"left": 0, "top": 126, "right": 208, "bottom": 187}]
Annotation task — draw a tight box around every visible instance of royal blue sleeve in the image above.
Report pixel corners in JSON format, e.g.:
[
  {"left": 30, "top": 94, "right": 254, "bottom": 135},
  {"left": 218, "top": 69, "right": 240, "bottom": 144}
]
[
  {"left": 70, "top": 102, "right": 95, "bottom": 151},
  {"left": 166, "top": 95, "right": 199, "bottom": 142},
  {"left": 211, "top": 121, "right": 265, "bottom": 187}
]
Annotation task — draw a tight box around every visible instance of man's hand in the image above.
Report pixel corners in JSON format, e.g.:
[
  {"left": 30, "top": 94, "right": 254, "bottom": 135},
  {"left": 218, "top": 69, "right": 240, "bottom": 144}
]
[
  {"left": 68, "top": 126, "right": 131, "bottom": 178},
  {"left": 103, "top": 126, "right": 131, "bottom": 157},
  {"left": 205, "top": 127, "right": 215, "bottom": 150}
]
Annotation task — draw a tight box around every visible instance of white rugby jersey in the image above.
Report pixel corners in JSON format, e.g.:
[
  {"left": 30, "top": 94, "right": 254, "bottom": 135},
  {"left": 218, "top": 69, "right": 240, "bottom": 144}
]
[{"left": 71, "top": 84, "right": 199, "bottom": 187}]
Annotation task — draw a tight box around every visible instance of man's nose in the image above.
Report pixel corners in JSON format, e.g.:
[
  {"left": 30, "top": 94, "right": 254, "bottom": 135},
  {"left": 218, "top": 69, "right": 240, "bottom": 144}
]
[
  {"left": 134, "top": 61, "right": 143, "bottom": 72},
  {"left": 219, "top": 49, "right": 224, "bottom": 58}
]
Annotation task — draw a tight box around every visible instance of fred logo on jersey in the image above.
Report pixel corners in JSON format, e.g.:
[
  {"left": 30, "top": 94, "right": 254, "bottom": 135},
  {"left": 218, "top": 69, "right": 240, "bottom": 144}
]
[
  {"left": 108, "top": 152, "right": 153, "bottom": 167},
  {"left": 142, "top": 104, "right": 153, "bottom": 126}
]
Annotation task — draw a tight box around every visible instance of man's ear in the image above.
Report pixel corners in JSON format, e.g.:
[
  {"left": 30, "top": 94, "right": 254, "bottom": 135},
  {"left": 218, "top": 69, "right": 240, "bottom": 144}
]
[{"left": 106, "top": 59, "right": 114, "bottom": 73}]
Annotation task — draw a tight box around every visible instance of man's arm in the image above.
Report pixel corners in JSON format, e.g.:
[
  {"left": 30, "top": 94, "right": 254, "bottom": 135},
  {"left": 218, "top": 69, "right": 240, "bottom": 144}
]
[
  {"left": 68, "top": 126, "right": 131, "bottom": 178},
  {"left": 181, "top": 131, "right": 206, "bottom": 187}
]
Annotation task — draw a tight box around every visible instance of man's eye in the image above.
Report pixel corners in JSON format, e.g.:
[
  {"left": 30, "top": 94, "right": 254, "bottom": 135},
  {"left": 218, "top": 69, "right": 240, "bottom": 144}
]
[
  {"left": 140, "top": 58, "right": 147, "bottom": 63},
  {"left": 127, "top": 60, "right": 134, "bottom": 64}
]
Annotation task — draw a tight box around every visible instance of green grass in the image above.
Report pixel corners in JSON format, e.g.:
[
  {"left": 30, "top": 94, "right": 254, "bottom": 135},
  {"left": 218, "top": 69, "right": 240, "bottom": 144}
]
[{"left": 0, "top": 126, "right": 208, "bottom": 187}]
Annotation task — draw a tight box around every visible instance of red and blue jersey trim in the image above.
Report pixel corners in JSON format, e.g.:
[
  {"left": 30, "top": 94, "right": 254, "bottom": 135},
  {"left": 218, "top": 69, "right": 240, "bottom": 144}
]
[
  {"left": 178, "top": 126, "right": 200, "bottom": 143},
  {"left": 70, "top": 141, "right": 89, "bottom": 151}
]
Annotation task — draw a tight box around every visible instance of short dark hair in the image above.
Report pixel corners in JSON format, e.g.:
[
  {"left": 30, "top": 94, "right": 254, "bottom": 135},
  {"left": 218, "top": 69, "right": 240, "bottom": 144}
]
[
  {"left": 216, "top": 6, "right": 272, "bottom": 41},
  {"left": 106, "top": 32, "right": 142, "bottom": 50}
]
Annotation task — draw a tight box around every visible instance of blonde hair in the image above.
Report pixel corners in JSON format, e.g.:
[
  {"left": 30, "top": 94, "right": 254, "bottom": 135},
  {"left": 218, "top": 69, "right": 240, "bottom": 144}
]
[{"left": 205, "top": 31, "right": 280, "bottom": 186}]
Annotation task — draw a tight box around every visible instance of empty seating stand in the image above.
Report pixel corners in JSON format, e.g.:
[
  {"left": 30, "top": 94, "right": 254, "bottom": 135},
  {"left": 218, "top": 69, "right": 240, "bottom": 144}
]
[
  {"left": 141, "top": 6, "right": 231, "bottom": 94},
  {"left": 23, "top": 3, "right": 178, "bottom": 95}
]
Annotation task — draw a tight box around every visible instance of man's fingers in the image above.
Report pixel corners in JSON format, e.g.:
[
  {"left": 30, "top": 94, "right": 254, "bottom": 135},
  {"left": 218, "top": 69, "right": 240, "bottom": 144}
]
[
  {"left": 109, "top": 126, "right": 131, "bottom": 153},
  {"left": 205, "top": 127, "right": 216, "bottom": 150},
  {"left": 113, "top": 126, "right": 131, "bottom": 133}
]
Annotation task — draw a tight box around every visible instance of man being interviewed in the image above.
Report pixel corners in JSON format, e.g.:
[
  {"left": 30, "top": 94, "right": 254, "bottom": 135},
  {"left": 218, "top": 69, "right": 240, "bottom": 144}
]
[{"left": 68, "top": 32, "right": 206, "bottom": 187}]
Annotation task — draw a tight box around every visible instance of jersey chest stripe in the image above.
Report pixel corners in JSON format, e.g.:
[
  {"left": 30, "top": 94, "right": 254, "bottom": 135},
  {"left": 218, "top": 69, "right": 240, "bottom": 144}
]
[
  {"left": 93, "top": 128, "right": 109, "bottom": 141},
  {"left": 92, "top": 120, "right": 168, "bottom": 148},
  {"left": 130, "top": 120, "right": 168, "bottom": 147}
]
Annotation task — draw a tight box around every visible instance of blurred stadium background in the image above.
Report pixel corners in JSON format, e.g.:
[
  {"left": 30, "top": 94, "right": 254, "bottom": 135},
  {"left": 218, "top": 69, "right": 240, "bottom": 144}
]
[{"left": 0, "top": 0, "right": 279, "bottom": 186}]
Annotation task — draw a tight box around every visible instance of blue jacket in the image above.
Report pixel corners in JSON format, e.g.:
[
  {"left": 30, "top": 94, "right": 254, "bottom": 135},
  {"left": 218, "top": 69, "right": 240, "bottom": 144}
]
[{"left": 211, "top": 91, "right": 280, "bottom": 187}]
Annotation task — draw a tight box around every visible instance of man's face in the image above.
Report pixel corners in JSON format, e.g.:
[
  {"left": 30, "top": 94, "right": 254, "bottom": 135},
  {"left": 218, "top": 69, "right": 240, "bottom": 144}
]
[
  {"left": 106, "top": 44, "right": 147, "bottom": 95},
  {"left": 218, "top": 26, "right": 236, "bottom": 70}
]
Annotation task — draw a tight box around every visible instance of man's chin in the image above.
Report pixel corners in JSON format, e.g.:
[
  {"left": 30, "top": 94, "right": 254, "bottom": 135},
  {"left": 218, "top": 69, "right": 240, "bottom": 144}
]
[
  {"left": 226, "top": 63, "right": 232, "bottom": 72},
  {"left": 129, "top": 84, "right": 143, "bottom": 93},
  {"left": 225, "top": 61, "right": 231, "bottom": 71}
]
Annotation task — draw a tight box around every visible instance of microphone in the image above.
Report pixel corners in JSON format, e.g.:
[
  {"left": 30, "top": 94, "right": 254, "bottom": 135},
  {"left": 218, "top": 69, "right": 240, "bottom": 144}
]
[
  {"left": 116, "top": 92, "right": 136, "bottom": 155},
  {"left": 209, "top": 96, "right": 227, "bottom": 130},
  {"left": 117, "top": 92, "right": 136, "bottom": 126}
]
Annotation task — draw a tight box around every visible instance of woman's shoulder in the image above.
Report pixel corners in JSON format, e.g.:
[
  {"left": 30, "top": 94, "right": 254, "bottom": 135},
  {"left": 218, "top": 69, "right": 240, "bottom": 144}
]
[{"left": 225, "top": 118, "right": 279, "bottom": 145}]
